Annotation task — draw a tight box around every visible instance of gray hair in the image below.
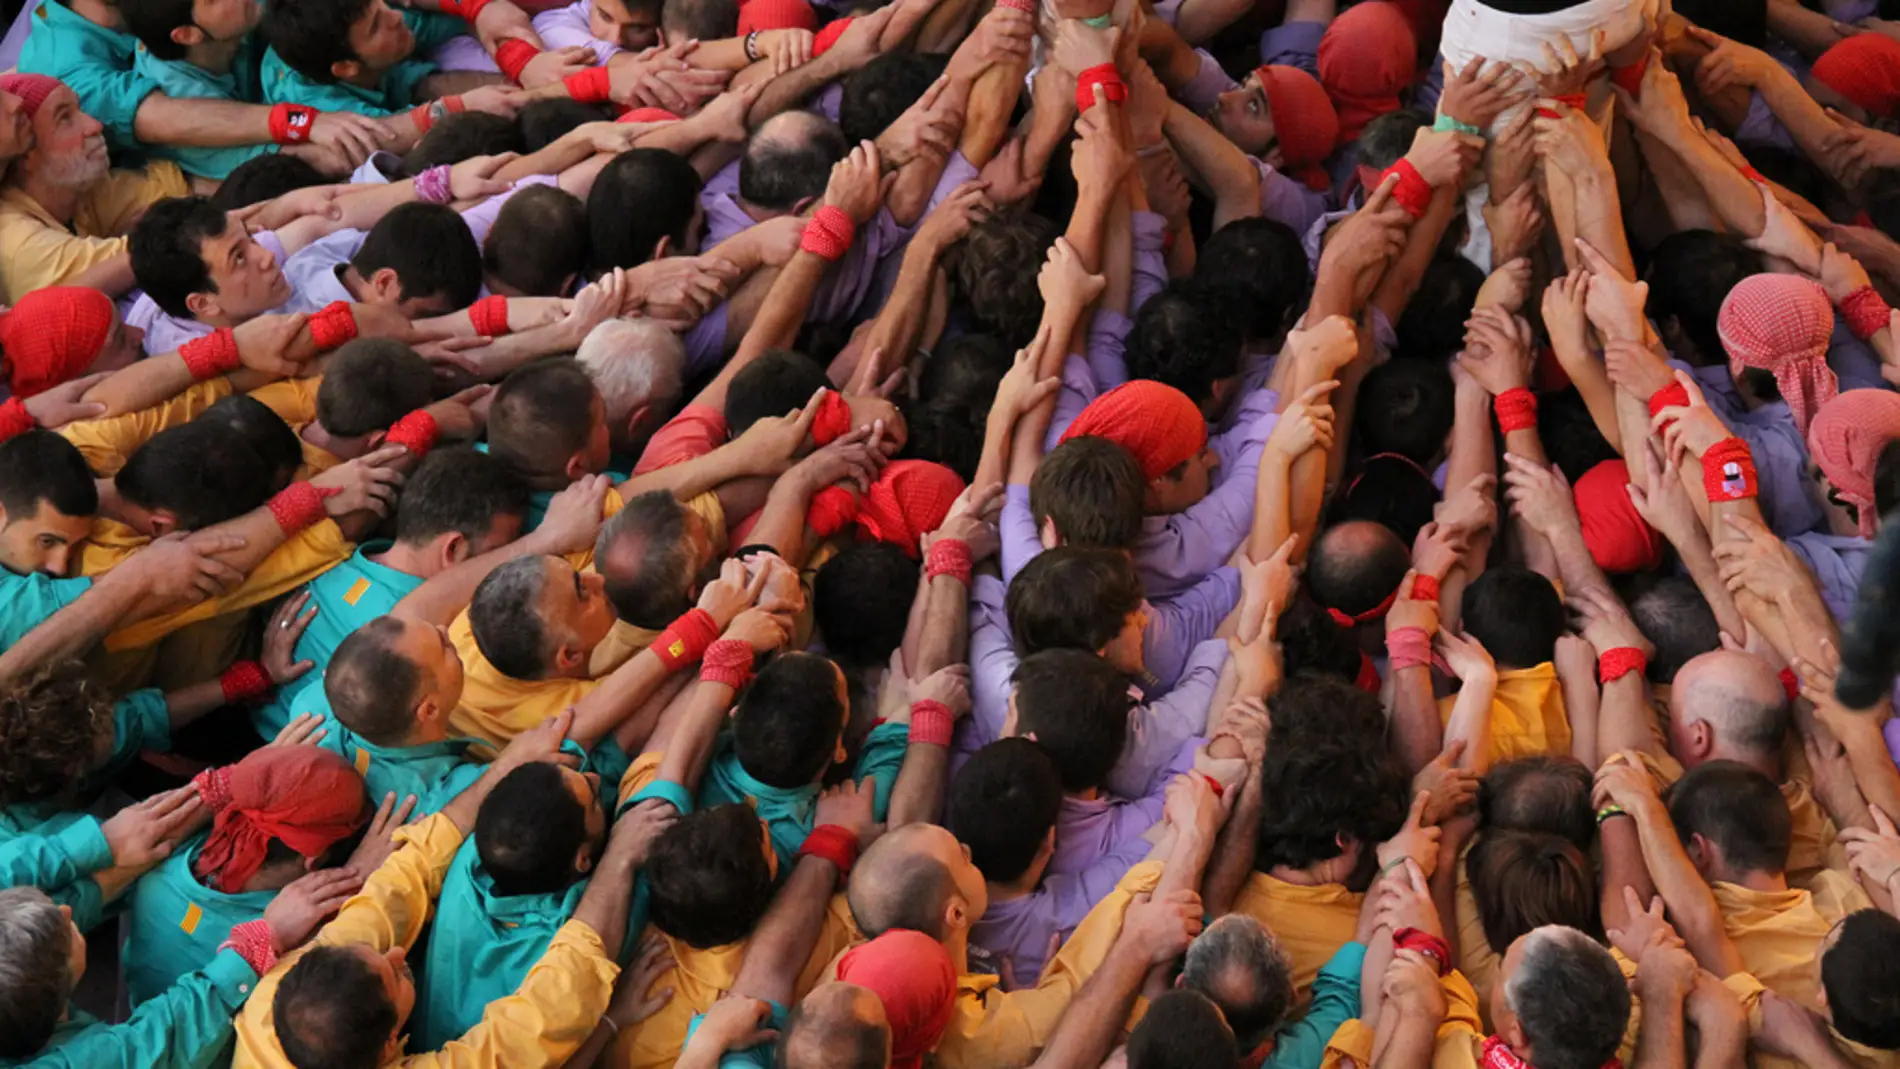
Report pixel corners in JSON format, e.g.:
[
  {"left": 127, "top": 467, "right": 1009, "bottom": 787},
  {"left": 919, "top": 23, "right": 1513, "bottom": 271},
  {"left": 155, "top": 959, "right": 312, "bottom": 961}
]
[
  {"left": 577, "top": 319, "right": 684, "bottom": 426},
  {"left": 0, "top": 887, "right": 76, "bottom": 1059},
  {"left": 1502, "top": 926, "right": 1631, "bottom": 1069},
  {"left": 1180, "top": 914, "right": 1294, "bottom": 1048}
]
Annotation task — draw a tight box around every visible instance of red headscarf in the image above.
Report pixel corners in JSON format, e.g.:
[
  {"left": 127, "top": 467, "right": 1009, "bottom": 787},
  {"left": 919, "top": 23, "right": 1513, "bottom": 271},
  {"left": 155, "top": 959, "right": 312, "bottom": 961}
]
[
  {"left": 1059, "top": 380, "right": 1208, "bottom": 480},
  {"left": 1717, "top": 274, "right": 1838, "bottom": 438},
  {"left": 1807, "top": 389, "right": 1900, "bottom": 539},
  {"left": 193, "top": 747, "right": 370, "bottom": 895},
  {"left": 1573, "top": 459, "right": 1663, "bottom": 574},
  {"left": 836, "top": 930, "right": 958, "bottom": 1069},
  {"left": 0, "top": 74, "right": 61, "bottom": 118},
  {"left": 1250, "top": 65, "right": 1340, "bottom": 189},
  {"left": 1316, "top": 2, "right": 1417, "bottom": 145},
  {"left": 857, "top": 460, "right": 966, "bottom": 557},
  {"left": 737, "top": 0, "right": 816, "bottom": 33},
  {"left": 0, "top": 286, "right": 115, "bottom": 397},
  {"left": 1812, "top": 34, "right": 1900, "bottom": 120}
]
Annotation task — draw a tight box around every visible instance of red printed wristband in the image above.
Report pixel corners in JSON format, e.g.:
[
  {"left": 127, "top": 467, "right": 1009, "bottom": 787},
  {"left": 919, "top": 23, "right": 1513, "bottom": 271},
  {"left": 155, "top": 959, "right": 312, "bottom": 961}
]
[
  {"left": 468, "top": 294, "right": 511, "bottom": 337},
  {"left": 1076, "top": 63, "right": 1127, "bottom": 113},
  {"left": 926, "top": 538, "right": 971, "bottom": 586},
  {"left": 1702, "top": 437, "right": 1758, "bottom": 503},
  {"left": 1393, "top": 927, "right": 1452, "bottom": 976},
  {"left": 179, "top": 327, "right": 241, "bottom": 380},
  {"left": 267, "top": 481, "right": 336, "bottom": 535},
  {"left": 220, "top": 660, "right": 274, "bottom": 704},
  {"left": 0, "top": 398, "right": 34, "bottom": 443},
  {"left": 1598, "top": 647, "right": 1647, "bottom": 683},
  {"left": 495, "top": 38, "right": 541, "bottom": 83},
  {"left": 652, "top": 607, "right": 720, "bottom": 670},
  {"left": 700, "top": 637, "right": 756, "bottom": 689},
  {"left": 307, "top": 301, "right": 358, "bottom": 351},
  {"left": 1494, "top": 387, "right": 1538, "bottom": 433},
  {"left": 268, "top": 103, "right": 319, "bottom": 145}
]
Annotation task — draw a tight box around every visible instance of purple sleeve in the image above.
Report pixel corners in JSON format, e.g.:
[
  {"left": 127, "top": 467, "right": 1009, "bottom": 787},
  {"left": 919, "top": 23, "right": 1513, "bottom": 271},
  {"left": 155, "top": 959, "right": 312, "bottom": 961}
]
[
  {"left": 1107, "top": 640, "right": 1228, "bottom": 800},
  {"left": 808, "top": 208, "right": 905, "bottom": 324},
  {"left": 681, "top": 302, "right": 732, "bottom": 378},
  {"left": 460, "top": 174, "right": 558, "bottom": 249},
  {"left": 1413, "top": 51, "right": 1446, "bottom": 115},
  {"left": 962, "top": 575, "right": 1019, "bottom": 754},
  {"left": 1258, "top": 20, "right": 1324, "bottom": 80},
  {"left": 1829, "top": 321, "right": 1890, "bottom": 393},
  {"left": 812, "top": 83, "right": 844, "bottom": 123},
  {"left": 1000, "top": 484, "right": 1045, "bottom": 586},
  {"left": 1132, "top": 211, "right": 1169, "bottom": 313},
  {"left": 1735, "top": 91, "right": 1797, "bottom": 152},
  {"left": 1730, "top": 408, "right": 1826, "bottom": 539},
  {"left": 1142, "top": 567, "right": 1241, "bottom": 690},
  {"left": 927, "top": 152, "right": 981, "bottom": 215},
  {"left": 1046, "top": 353, "right": 1100, "bottom": 453},
  {"left": 1175, "top": 49, "right": 1239, "bottom": 115},
  {"left": 1000, "top": 835, "right": 1153, "bottom": 985},
  {"left": 532, "top": 2, "right": 620, "bottom": 64},
  {"left": 1045, "top": 311, "right": 1131, "bottom": 450},
  {"left": 1256, "top": 161, "right": 1331, "bottom": 247},
  {"left": 1132, "top": 408, "right": 1269, "bottom": 600}
]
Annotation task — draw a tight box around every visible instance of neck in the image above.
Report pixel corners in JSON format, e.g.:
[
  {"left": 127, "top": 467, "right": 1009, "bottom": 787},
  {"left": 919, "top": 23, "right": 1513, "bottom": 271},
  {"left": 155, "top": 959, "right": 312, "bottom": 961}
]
[
  {"left": 339, "top": 265, "right": 370, "bottom": 301},
  {"left": 92, "top": 482, "right": 144, "bottom": 531},
  {"left": 340, "top": 63, "right": 386, "bottom": 90},
  {"left": 1268, "top": 863, "right": 1337, "bottom": 887},
  {"left": 300, "top": 422, "right": 369, "bottom": 461},
  {"left": 185, "top": 34, "right": 244, "bottom": 74},
  {"left": 15, "top": 170, "right": 82, "bottom": 225},
  {"left": 65, "top": 0, "right": 121, "bottom": 29},
  {"left": 368, "top": 539, "right": 438, "bottom": 579},
  {"left": 735, "top": 198, "right": 781, "bottom": 224},
  {"left": 985, "top": 874, "right": 1037, "bottom": 904},
  {"left": 1724, "top": 868, "right": 1789, "bottom": 894},
  {"left": 1703, "top": 744, "right": 1782, "bottom": 782},
  {"left": 943, "top": 927, "right": 970, "bottom": 975}
]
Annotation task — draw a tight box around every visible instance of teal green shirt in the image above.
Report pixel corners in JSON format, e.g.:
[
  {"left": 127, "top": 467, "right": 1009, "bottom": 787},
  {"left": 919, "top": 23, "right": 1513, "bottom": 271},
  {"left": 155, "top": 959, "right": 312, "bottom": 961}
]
[
  {"left": 121, "top": 838, "right": 275, "bottom": 1006},
  {"left": 0, "top": 567, "right": 92, "bottom": 655},
  {"left": 1261, "top": 941, "right": 1366, "bottom": 1069},
  {"left": 0, "top": 948, "right": 256, "bottom": 1068},
  {"left": 698, "top": 721, "right": 909, "bottom": 873},
  {"left": 0, "top": 689, "right": 170, "bottom": 845},
  {"left": 255, "top": 540, "right": 424, "bottom": 739},
  {"left": 0, "top": 818, "right": 111, "bottom": 934},
  {"left": 17, "top": 0, "right": 156, "bottom": 155},
  {"left": 307, "top": 711, "right": 490, "bottom": 816},
  {"left": 131, "top": 37, "right": 273, "bottom": 180},
  {"left": 685, "top": 1001, "right": 789, "bottom": 1069},
  {"left": 260, "top": 10, "right": 466, "bottom": 116},
  {"left": 473, "top": 442, "right": 629, "bottom": 532}
]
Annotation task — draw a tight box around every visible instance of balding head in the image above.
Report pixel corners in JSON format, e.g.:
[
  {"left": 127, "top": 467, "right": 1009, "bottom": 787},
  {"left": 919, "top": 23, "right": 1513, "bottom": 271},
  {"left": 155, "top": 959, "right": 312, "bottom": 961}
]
[
  {"left": 782, "top": 983, "right": 890, "bottom": 1069},
  {"left": 1668, "top": 650, "right": 1789, "bottom": 767},
  {"left": 847, "top": 824, "right": 984, "bottom": 941},
  {"left": 1306, "top": 520, "right": 1410, "bottom": 626},
  {"left": 740, "top": 112, "right": 848, "bottom": 213}
]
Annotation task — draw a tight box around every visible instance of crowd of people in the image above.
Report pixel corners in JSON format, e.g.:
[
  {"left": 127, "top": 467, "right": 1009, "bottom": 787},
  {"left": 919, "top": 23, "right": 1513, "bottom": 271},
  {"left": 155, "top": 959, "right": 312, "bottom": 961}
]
[{"left": 0, "top": 0, "right": 1899, "bottom": 1064}]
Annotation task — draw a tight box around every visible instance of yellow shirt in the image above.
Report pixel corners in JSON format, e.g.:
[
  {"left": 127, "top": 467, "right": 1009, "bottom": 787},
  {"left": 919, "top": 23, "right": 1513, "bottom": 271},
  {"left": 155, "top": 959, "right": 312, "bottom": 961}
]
[
  {"left": 61, "top": 378, "right": 236, "bottom": 476},
  {"left": 232, "top": 812, "right": 619, "bottom": 1069},
  {"left": 446, "top": 608, "right": 599, "bottom": 746},
  {"left": 0, "top": 162, "right": 190, "bottom": 303},
  {"left": 1439, "top": 663, "right": 1569, "bottom": 762},
  {"left": 249, "top": 378, "right": 340, "bottom": 477},
  {"left": 1626, "top": 750, "right": 1846, "bottom": 890},
  {"left": 580, "top": 487, "right": 726, "bottom": 678},
  {"left": 1322, "top": 968, "right": 1486, "bottom": 1069},
  {"left": 1232, "top": 873, "right": 1363, "bottom": 1001},
  {"left": 1715, "top": 869, "right": 1870, "bottom": 1012}
]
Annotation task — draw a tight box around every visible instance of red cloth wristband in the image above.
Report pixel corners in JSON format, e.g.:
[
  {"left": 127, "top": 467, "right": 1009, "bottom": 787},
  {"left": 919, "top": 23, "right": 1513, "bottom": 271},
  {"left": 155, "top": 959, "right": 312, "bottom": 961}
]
[
  {"left": 810, "top": 388, "right": 853, "bottom": 446},
  {"left": 220, "top": 660, "right": 273, "bottom": 704},
  {"left": 267, "top": 481, "right": 336, "bottom": 535},
  {"left": 439, "top": 0, "right": 491, "bottom": 21},
  {"left": 652, "top": 607, "right": 720, "bottom": 670},
  {"left": 807, "top": 484, "right": 859, "bottom": 537},
  {"left": 1702, "top": 437, "right": 1758, "bottom": 503},
  {"left": 1393, "top": 927, "right": 1452, "bottom": 976},
  {"left": 1610, "top": 53, "right": 1648, "bottom": 97},
  {"left": 1379, "top": 158, "right": 1434, "bottom": 219},
  {"left": 0, "top": 398, "right": 33, "bottom": 444},
  {"left": 565, "top": 66, "right": 612, "bottom": 103},
  {"left": 1494, "top": 387, "right": 1537, "bottom": 433},
  {"left": 192, "top": 766, "right": 234, "bottom": 812},
  {"left": 495, "top": 38, "right": 541, "bottom": 83},
  {"left": 996, "top": 0, "right": 1034, "bottom": 10},
  {"left": 268, "top": 103, "right": 319, "bottom": 145},
  {"left": 812, "top": 18, "right": 852, "bottom": 56},
  {"left": 1535, "top": 92, "right": 1588, "bottom": 119},
  {"left": 179, "top": 327, "right": 241, "bottom": 380},
  {"left": 925, "top": 538, "right": 971, "bottom": 586},
  {"left": 619, "top": 106, "right": 681, "bottom": 124},
  {"left": 1076, "top": 63, "right": 1128, "bottom": 113},
  {"left": 468, "top": 294, "right": 511, "bottom": 337},
  {"left": 800, "top": 205, "right": 855, "bottom": 261},
  {"left": 1840, "top": 285, "right": 1892, "bottom": 341},
  {"left": 1386, "top": 626, "right": 1434, "bottom": 671},
  {"left": 1739, "top": 164, "right": 1766, "bottom": 183},
  {"left": 1647, "top": 382, "right": 1689, "bottom": 419},
  {"left": 307, "top": 301, "right": 358, "bottom": 351},
  {"left": 798, "top": 823, "right": 860, "bottom": 882},
  {"left": 384, "top": 409, "right": 440, "bottom": 457},
  {"left": 220, "top": 918, "right": 279, "bottom": 975},
  {"left": 1409, "top": 573, "right": 1440, "bottom": 603},
  {"left": 1778, "top": 668, "right": 1800, "bottom": 702},
  {"left": 700, "top": 637, "right": 756, "bottom": 689},
  {"left": 1598, "top": 646, "right": 1648, "bottom": 683},
  {"left": 910, "top": 699, "right": 954, "bottom": 746},
  {"left": 410, "top": 102, "right": 435, "bottom": 134}
]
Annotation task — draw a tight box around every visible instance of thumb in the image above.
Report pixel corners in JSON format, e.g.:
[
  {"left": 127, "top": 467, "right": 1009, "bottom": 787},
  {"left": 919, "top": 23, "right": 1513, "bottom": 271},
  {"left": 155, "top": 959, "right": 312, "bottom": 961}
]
[{"left": 1406, "top": 789, "right": 1430, "bottom": 827}]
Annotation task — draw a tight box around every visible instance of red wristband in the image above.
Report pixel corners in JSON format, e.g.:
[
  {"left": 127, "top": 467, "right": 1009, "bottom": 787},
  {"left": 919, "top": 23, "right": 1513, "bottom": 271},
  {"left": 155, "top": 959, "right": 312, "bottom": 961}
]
[
  {"left": 618, "top": 106, "right": 681, "bottom": 124},
  {"left": 307, "top": 301, "right": 358, "bottom": 351},
  {"left": 1535, "top": 92, "right": 1588, "bottom": 119},
  {"left": 410, "top": 102, "right": 435, "bottom": 135},
  {"left": 1379, "top": 158, "right": 1434, "bottom": 219},
  {"left": 564, "top": 66, "right": 612, "bottom": 103},
  {"left": 439, "top": 0, "right": 491, "bottom": 21},
  {"left": 179, "top": 327, "right": 242, "bottom": 380},
  {"left": 494, "top": 38, "right": 541, "bottom": 83},
  {"left": 812, "top": 18, "right": 852, "bottom": 56},
  {"left": 700, "top": 637, "right": 756, "bottom": 689},
  {"left": 267, "top": 481, "right": 336, "bottom": 535},
  {"left": 1610, "top": 54, "right": 1648, "bottom": 98},
  {"left": 1494, "top": 387, "right": 1538, "bottom": 433},
  {"left": 1076, "top": 63, "right": 1128, "bottom": 113},
  {"left": 0, "top": 398, "right": 33, "bottom": 443},
  {"left": 925, "top": 538, "right": 971, "bottom": 586},
  {"left": 807, "top": 484, "right": 860, "bottom": 537},
  {"left": 909, "top": 699, "right": 954, "bottom": 746},
  {"left": 1386, "top": 626, "right": 1434, "bottom": 672},
  {"left": 1778, "top": 667, "right": 1800, "bottom": 702},
  {"left": 192, "top": 766, "right": 234, "bottom": 812},
  {"left": 220, "top": 660, "right": 274, "bottom": 704},
  {"left": 384, "top": 409, "right": 440, "bottom": 457},
  {"left": 1598, "top": 646, "right": 1648, "bottom": 683},
  {"left": 1840, "top": 285, "right": 1893, "bottom": 341},
  {"left": 268, "top": 103, "right": 319, "bottom": 145},
  {"left": 1393, "top": 927, "right": 1452, "bottom": 976},
  {"left": 220, "top": 918, "right": 279, "bottom": 976},
  {"left": 1702, "top": 437, "right": 1758, "bottom": 503},
  {"left": 810, "top": 388, "right": 853, "bottom": 446},
  {"left": 1408, "top": 573, "right": 1440, "bottom": 604},
  {"left": 1739, "top": 164, "right": 1766, "bottom": 184},
  {"left": 798, "top": 823, "right": 860, "bottom": 882},
  {"left": 652, "top": 607, "right": 720, "bottom": 671},
  {"left": 1647, "top": 382, "right": 1689, "bottom": 419},
  {"left": 800, "top": 205, "right": 855, "bottom": 261},
  {"left": 467, "top": 293, "right": 511, "bottom": 337}
]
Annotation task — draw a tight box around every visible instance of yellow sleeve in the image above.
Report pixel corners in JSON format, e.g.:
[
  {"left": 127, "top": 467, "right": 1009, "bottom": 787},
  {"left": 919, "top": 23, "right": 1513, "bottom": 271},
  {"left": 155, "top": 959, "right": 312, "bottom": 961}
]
[
  {"left": 249, "top": 377, "right": 322, "bottom": 428},
  {"left": 232, "top": 813, "right": 466, "bottom": 1069},
  {"left": 411, "top": 921, "right": 619, "bottom": 1069},
  {"left": 0, "top": 211, "right": 129, "bottom": 304},
  {"left": 103, "top": 520, "right": 353, "bottom": 650},
  {"left": 60, "top": 378, "right": 237, "bottom": 476},
  {"left": 1321, "top": 1019, "right": 1375, "bottom": 1069},
  {"left": 76, "top": 162, "right": 190, "bottom": 236}
]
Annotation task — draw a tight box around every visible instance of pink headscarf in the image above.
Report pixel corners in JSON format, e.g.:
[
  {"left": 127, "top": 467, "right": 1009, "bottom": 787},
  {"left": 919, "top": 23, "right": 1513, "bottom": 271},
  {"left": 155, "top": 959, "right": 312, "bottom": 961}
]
[
  {"left": 1716, "top": 274, "right": 1838, "bottom": 438},
  {"left": 1806, "top": 389, "right": 1900, "bottom": 539}
]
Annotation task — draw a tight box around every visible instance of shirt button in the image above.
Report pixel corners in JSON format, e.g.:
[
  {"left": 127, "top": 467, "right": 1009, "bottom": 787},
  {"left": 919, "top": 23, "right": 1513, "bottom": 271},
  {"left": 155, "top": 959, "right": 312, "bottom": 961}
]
[{"left": 240, "top": 984, "right": 251, "bottom": 994}]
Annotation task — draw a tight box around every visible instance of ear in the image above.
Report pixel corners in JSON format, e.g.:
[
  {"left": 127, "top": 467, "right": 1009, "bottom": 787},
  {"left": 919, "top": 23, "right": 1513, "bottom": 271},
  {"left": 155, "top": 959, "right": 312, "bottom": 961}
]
[
  {"left": 555, "top": 642, "right": 585, "bottom": 673},
  {"left": 574, "top": 843, "right": 595, "bottom": 875},
  {"left": 370, "top": 267, "right": 403, "bottom": 302},
  {"left": 438, "top": 530, "right": 469, "bottom": 566},
  {"left": 944, "top": 895, "right": 970, "bottom": 933},
  {"left": 330, "top": 59, "right": 362, "bottom": 82},
  {"left": 414, "top": 692, "right": 441, "bottom": 729},
  {"left": 1037, "top": 516, "right": 1060, "bottom": 550},
  {"left": 184, "top": 290, "right": 219, "bottom": 321},
  {"left": 558, "top": 272, "right": 579, "bottom": 298},
  {"left": 790, "top": 195, "right": 817, "bottom": 216},
  {"left": 563, "top": 452, "right": 591, "bottom": 481},
  {"left": 651, "top": 235, "right": 673, "bottom": 261},
  {"left": 148, "top": 511, "right": 178, "bottom": 537},
  {"left": 170, "top": 25, "right": 204, "bottom": 47},
  {"left": 1002, "top": 691, "right": 1019, "bottom": 737},
  {"left": 1501, "top": 1018, "right": 1529, "bottom": 1055},
  {"left": 364, "top": 430, "right": 387, "bottom": 451},
  {"left": 626, "top": 403, "right": 652, "bottom": 438}
]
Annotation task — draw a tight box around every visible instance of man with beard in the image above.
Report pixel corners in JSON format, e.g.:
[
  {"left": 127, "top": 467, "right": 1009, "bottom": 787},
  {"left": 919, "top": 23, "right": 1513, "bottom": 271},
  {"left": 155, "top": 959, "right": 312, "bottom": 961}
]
[{"left": 0, "top": 74, "right": 191, "bottom": 303}]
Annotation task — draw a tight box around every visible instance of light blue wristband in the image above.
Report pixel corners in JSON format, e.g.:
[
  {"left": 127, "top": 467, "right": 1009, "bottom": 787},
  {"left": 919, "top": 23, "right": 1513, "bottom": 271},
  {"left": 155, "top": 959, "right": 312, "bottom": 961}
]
[{"left": 1433, "top": 114, "right": 1484, "bottom": 138}]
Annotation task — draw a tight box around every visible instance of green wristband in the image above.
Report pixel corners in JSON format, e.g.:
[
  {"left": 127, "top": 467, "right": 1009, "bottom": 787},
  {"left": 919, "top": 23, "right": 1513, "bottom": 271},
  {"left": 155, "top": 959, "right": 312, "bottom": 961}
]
[{"left": 1434, "top": 114, "right": 1484, "bottom": 138}]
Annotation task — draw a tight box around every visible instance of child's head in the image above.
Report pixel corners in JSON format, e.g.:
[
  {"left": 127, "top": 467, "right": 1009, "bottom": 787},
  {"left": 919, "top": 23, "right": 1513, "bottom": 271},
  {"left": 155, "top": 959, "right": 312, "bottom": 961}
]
[
  {"left": 1193, "top": 217, "right": 1307, "bottom": 347},
  {"left": 1006, "top": 649, "right": 1133, "bottom": 794},
  {"left": 349, "top": 202, "right": 484, "bottom": 316},
  {"left": 1124, "top": 282, "right": 1245, "bottom": 419},
  {"left": 1005, "top": 547, "right": 1147, "bottom": 675},
  {"left": 1059, "top": 381, "right": 1213, "bottom": 515},
  {"left": 949, "top": 738, "right": 1062, "bottom": 889},
  {"left": 484, "top": 184, "right": 589, "bottom": 297},
  {"left": 589, "top": 148, "right": 703, "bottom": 269},
  {"left": 1461, "top": 567, "right": 1564, "bottom": 670},
  {"left": 266, "top": 0, "right": 416, "bottom": 84},
  {"left": 814, "top": 544, "right": 920, "bottom": 670}
]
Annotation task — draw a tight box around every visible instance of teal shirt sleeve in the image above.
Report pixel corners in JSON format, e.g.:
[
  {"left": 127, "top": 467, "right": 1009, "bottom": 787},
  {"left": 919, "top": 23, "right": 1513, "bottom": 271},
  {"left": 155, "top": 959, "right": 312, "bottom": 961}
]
[
  {"left": 1261, "top": 941, "right": 1366, "bottom": 1069},
  {"left": 0, "top": 817, "right": 111, "bottom": 891},
  {"left": 852, "top": 721, "right": 910, "bottom": 820},
  {"left": 0, "top": 571, "right": 94, "bottom": 653},
  {"left": 11, "top": 949, "right": 255, "bottom": 1069},
  {"left": 262, "top": 49, "right": 401, "bottom": 116},
  {"left": 406, "top": 10, "right": 470, "bottom": 52},
  {"left": 105, "top": 690, "right": 173, "bottom": 774},
  {"left": 16, "top": 11, "right": 154, "bottom": 152},
  {"left": 684, "top": 1000, "right": 788, "bottom": 1069},
  {"left": 129, "top": 47, "right": 274, "bottom": 179}
]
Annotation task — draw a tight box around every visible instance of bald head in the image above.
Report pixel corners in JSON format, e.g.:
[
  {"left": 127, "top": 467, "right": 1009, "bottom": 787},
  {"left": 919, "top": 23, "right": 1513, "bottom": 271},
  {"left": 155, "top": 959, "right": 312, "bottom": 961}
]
[
  {"left": 1670, "top": 650, "right": 1789, "bottom": 759},
  {"left": 1307, "top": 520, "right": 1410, "bottom": 620},
  {"left": 782, "top": 983, "right": 890, "bottom": 1069},
  {"left": 740, "top": 112, "right": 848, "bottom": 212},
  {"left": 847, "top": 824, "right": 958, "bottom": 940}
]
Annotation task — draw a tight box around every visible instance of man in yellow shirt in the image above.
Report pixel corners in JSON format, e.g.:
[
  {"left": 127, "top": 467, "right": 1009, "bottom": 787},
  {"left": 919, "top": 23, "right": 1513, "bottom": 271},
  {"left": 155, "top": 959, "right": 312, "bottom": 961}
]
[{"left": 0, "top": 76, "right": 191, "bottom": 303}]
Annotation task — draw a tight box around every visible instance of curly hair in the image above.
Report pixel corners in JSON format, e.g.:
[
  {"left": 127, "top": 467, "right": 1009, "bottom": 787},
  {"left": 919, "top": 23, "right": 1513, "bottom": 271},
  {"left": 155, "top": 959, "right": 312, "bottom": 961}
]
[
  {"left": 0, "top": 662, "right": 116, "bottom": 808},
  {"left": 944, "top": 214, "right": 1060, "bottom": 348},
  {"left": 1256, "top": 679, "right": 1408, "bottom": 876}
]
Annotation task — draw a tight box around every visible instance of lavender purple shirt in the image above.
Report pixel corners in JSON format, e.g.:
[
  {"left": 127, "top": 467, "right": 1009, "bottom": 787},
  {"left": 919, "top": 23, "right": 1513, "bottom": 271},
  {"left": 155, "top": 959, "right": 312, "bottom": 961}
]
[
  {"left": 966, "top": 832, "right": 1152, "bottom": 986},
  {"left": 1680, "top": 361, "right": 1824, "bottom": 539}
]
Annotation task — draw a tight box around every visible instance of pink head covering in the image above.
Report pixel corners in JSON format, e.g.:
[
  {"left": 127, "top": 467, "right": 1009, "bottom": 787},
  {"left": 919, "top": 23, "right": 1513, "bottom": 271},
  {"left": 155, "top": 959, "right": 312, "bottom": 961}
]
[
  {"left": 1316, "top": 2, "right": 1417, "bottom": 145},
  {"left": 835, "top": 930, "right": 958, "bottom": 1069},
  {"left": 0, "top": 74, "right": 61, "bottom": 118},
  {"left": 1806, "top": 389, "right": 1900, "bottom": 539},
  {"left": 1716, "top": 274, "right": 1838, "bottom": 438}
]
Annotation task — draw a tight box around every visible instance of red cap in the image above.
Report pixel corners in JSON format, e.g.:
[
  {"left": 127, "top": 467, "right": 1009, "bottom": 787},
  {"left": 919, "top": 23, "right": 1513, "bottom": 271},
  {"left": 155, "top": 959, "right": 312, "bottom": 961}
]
[
  {"left": 192, "top": 747, "right": 370, "bottom": 895},
  {"left": 1250, "top": 64, "right": 1339, "bottom": 184},
  {"left": 857, "top": 460, "right": 966, "bottom": 557},
  {"left": 836, "top": 930, "right": 958, "bottom": 1069},
  {"left": 1316, "top": 1, "right": 1417, "bottom": 144},
  {"left": 0, "top": 74, "right": 62, "bottom": 118},
  {"left": 737, "top": 0, "right": 817, "bottom": 34},
  {"left": 1574, "top": 458, "right": 1663, "bottom": 574},
  {"left": 1808, "top": 389, "right": 1900, "bottom": 539},
  {"left": 1060, "top": 380, "right": 1208, "bottom": 480},
  {"left": 0, "top": 286, "right": 115, "bottom": 397},
  {"left": 1812, "top": 33, "right": 1900, "bottom": 120}
]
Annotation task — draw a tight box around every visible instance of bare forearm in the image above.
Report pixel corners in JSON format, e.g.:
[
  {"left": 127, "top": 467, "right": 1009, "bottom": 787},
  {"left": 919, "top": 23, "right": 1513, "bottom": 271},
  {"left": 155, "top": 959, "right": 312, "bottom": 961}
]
[
  {"left": 1031, "top": 939, "right": 1152, "bottom": 1069},
  {"left": 730, "top": 855, "right": 840, "bottom": 1003},
  {"left": 1629, "top": 988, "right": 1687, "bottom": 1069},
  {"left": 1596, "top": 675, "right": 1660, "bottom": 766},
  {"left": 653, "top": 681, "right": 741, "bottom": 791},
  {"left": 1630, "top": 801, "right": 1745, "bottom": 976},
  {"left": 134, "top": 95, "right": 271, "bottom": 146},
  {"left": 959, "top": 65, "right": 1024, "bottom": 167},
  {"left": 1200, "top": 776, "right": 1261, "bottom": 916},
  {"left": 570, "top": 851, "right": 640, "bottom": 954},
  {"left": 1389, "top": 667, "right": 1444, "bottom": 777},
  {"left": 0, "top": 575, "right": 146, "bottom": 682},
  {"left": 1372, "top": 184, "right": 1459, "bottom": 326},
  {"left": 1163, "top": 105, "right": 1261, "bottom": 228}
]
